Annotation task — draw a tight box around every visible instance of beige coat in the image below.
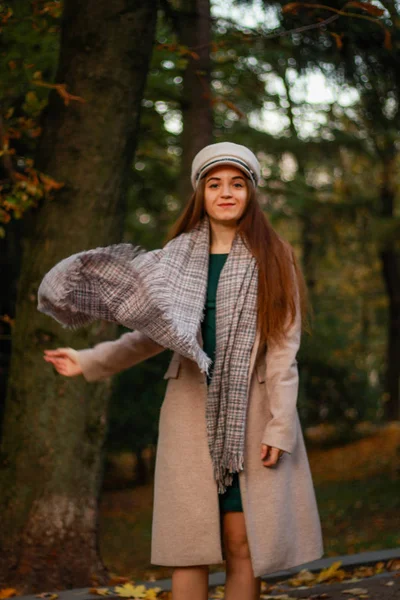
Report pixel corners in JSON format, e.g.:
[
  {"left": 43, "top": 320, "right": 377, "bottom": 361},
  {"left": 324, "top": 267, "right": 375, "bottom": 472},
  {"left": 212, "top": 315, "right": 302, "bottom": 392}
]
[{"left": 78, "top": 315, "right": 324, "bottom": 578}]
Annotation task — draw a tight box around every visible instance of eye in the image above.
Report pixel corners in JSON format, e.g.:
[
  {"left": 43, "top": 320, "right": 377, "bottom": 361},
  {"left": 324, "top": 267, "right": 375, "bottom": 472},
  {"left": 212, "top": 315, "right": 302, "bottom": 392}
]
[
  {"left": 208, "top": 183, "right": 219, "bottom": 188},
  {"left": 234, "top": 182, "right": 244, "bottom": 188}
]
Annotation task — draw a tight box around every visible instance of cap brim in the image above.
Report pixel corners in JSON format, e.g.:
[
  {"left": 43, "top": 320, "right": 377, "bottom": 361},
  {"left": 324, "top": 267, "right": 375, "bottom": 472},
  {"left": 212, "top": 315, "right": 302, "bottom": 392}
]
[{"left": 199, "top": 160, "right": 252, "bottom": 182}]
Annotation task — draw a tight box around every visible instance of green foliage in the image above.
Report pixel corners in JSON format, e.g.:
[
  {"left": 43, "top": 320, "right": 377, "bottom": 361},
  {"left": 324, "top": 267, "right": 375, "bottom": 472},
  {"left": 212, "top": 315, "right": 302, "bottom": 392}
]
[{"left": 0, "top": 0, "right": 62, "bottom": 233}]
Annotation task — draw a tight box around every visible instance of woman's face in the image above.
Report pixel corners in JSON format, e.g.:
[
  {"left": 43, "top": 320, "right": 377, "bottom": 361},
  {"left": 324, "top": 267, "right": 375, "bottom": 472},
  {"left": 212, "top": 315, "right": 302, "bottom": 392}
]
[{"left": 203, "top": 165, "right": 249, "bottom": 226}]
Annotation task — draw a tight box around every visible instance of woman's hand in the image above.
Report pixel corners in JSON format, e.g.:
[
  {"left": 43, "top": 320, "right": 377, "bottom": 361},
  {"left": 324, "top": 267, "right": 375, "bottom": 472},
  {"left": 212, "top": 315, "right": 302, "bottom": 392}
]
[
  {"left": 261, "top": 444, "right": 284, "bottom": 467},
  {"left": 43, "top": 347, "right": 83, "bottom": 377}
]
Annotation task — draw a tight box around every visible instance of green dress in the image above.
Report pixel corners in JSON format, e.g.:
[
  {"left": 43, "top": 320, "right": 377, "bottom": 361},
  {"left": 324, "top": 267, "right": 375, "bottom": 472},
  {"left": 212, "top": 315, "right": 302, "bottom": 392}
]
[{"left": 201, "top": 253, "right": 243, "bottom": 513}]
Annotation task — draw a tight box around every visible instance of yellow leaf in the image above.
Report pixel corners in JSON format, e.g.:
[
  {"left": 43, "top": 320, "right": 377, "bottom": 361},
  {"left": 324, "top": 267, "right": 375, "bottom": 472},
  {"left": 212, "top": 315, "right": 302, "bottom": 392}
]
[
  {"left": 316, "top": 560, "right": 343, "bottom": 582},
  {"left": 114, "top": 583, "right": 147, "bottom": 599},
  {"left": 88, "top": 589, "right": 110, "bottom": 596},
  {"left": 210, "top": 586, "right": 225, "bottom": 599},
  {"left": 144, "top": 589, "right": 161, "bottom": 599}
]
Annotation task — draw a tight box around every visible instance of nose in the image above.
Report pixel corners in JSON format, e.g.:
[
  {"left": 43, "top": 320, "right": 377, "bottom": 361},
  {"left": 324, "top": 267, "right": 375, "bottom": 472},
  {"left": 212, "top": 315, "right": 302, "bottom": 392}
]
[{"left": 220, "top": 181, "right": 233, "bottom": 198}]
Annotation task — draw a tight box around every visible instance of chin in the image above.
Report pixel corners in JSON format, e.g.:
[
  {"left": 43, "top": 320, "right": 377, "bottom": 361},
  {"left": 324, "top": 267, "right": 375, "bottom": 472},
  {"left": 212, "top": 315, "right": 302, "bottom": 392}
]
[{"left": 213, "top": 215, "right": 239, "bottom": 225}]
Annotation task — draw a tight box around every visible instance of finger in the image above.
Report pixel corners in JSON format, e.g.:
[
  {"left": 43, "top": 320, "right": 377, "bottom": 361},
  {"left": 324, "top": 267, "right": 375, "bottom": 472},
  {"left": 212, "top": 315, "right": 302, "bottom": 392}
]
[
  {"left": 44, "top": 357, "right": 60, "bottom": 366},
  {"left": 44, "top": 350, "right": 67, "bottom": 358},
  {"left": 262, "top": 447, "right": 279, "bottom": 467},
  {"left": 45, "top": 348, "right": 73, "bottom": 356},
  {"left": 260, "top": 444, "right": 269, "bottom": 459}
]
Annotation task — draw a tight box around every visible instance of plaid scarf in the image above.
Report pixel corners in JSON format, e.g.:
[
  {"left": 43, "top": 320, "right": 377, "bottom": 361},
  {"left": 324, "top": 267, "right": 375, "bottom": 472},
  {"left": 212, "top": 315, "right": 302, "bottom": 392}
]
[{"left": 38, "top": 214, "right": 259, "bottom": 493}]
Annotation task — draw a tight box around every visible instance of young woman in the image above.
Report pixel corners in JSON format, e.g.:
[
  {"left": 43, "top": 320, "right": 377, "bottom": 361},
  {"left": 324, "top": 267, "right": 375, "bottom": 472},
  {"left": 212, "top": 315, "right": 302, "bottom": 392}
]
[{"left": 41, "top": 142, "right": 324, "bottom": 600}]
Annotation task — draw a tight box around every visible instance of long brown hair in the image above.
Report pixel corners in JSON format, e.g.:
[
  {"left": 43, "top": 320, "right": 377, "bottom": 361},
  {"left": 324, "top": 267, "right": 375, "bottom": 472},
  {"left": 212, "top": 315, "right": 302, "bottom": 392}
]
[{"left": 164, "top": 177, "right": 311, "bottom": 348}]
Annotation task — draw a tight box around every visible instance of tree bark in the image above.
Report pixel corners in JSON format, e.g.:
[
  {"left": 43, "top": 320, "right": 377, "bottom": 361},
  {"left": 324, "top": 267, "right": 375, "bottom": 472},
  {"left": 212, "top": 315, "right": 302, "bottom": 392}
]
[
  {"left": 0, "top": 0, "right": 157, "bottom": 592},
  {"left": 379, "top": 153, "right": 400, "bottom": 420},
  {"left": 177, "top": 0, "right": 213, "bottom": 200}
]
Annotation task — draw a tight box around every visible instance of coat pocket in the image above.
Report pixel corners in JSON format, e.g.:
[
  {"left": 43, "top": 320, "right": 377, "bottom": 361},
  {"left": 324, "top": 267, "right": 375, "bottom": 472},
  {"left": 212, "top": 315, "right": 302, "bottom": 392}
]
[{"left": 163, "top": 356, "right": 181, "bottom": 379}]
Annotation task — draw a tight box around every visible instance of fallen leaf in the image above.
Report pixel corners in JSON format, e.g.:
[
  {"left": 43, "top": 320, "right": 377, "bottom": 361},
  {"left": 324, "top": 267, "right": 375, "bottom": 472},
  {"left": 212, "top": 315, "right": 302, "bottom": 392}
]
[
  {"left": 287, "top": 568, "right": 316, "bottom": 586},
  {"left": 114, "top": 584, "right": 147, "bottom": 599},
  {"left": 260, "top": 594, "right": 296, "bottom": 599},
  {"left": 341, "top": 589, "right": 368, "bottom": 595},
  {"left": 316, "top": 560, "right": 343, "bottom": 583},
  {"left": 0, "top": 590, "right": 17, "bottom": 599},
  {"left": 144, "top": 590, "right": 161, "bottom": 600},
  {"left": 387, "top": 558, "right": 400, "bottom": 571},
  {"left": 210, "top": 586, "right": 225, "bottom": 598},
  {"left": 88, "top": 589, "right": 110, "bottom": 596}
]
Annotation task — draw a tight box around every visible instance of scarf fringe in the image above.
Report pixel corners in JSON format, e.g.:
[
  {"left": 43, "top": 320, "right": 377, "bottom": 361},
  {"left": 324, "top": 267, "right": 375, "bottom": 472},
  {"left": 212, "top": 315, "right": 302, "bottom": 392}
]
[{"left": 215, "top": 452, "right": 245, "bottom": 494}]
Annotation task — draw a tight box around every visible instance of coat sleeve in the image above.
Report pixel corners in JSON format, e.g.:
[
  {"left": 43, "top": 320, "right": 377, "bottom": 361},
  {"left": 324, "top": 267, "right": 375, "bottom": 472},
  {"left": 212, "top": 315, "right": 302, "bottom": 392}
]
[
  {"left": 261, "top": 270, "right": 301, "bottom": 455},
  {"left": 77, "top": 330, "right": 166, "bottom": 382}
]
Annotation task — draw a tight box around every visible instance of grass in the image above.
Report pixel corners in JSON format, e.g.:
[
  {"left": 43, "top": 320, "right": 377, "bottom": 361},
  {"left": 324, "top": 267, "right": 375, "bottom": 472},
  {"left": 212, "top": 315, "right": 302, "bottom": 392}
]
[{"left": 98, "top": 421, "right": 400, "bottom": 581}]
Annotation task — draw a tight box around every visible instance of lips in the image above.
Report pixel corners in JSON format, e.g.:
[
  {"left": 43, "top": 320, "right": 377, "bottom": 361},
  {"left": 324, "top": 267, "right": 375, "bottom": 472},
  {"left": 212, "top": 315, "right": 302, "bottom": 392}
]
[{"left": 218, "top": 203, "right": 235, "bottom": 207}]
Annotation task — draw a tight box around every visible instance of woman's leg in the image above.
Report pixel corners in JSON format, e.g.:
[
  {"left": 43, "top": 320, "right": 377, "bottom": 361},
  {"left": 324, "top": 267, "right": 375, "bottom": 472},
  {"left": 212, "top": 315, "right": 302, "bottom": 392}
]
[
  {"left": 222, "top": 512, "right": 261, "bottom": 600},
  {"left": 171, "top": 565, "right": 209, "bottom": 600}
]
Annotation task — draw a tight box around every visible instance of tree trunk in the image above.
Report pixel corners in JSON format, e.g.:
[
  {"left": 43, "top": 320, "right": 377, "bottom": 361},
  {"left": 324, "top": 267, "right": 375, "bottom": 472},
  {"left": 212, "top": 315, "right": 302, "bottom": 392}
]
[
  {"left": 0, "top": 219, "right": 23, "bottom": 434},
  {"left": 0, "top": 0, "right": 157, "bottom": 593},
  {"left": 379, "top": 153, "right": 400, "bottom": 420},
  {"left": 177, "top": 0, "right": 213, "bottom": 200}
]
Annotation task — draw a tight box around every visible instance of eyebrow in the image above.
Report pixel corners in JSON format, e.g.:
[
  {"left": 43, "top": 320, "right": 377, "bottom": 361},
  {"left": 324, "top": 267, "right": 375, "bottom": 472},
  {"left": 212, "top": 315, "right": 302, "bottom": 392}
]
[{"left": 206, "top": 175, "right": 246, "bottom": 182}]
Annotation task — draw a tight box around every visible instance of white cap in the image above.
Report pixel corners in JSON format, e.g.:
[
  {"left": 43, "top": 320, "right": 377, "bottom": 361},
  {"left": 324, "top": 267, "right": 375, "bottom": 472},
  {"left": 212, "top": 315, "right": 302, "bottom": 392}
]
[{"left": 191, "top": 141, "right": 261, "bottom": 189}]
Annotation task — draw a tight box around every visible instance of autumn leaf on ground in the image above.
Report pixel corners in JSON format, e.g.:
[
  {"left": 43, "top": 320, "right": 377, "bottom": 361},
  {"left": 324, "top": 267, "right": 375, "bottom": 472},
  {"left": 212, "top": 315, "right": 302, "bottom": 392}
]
[
  {"left": 113, "top": 584, "right": 162, "bottom": 600},
  {"left": 315, "top": 560, "right": 345, "bottom": 583},
  {"left": 209, "top": 586, "right": 225, "bottom": 598},
  {"left": 88, "top": 589, "right": 110, "bottom": 596},
  {"left": 387, "top": 558, "right": 400, "bottom": 571},
  {"left": 143, "top": 590, "right": 161, "bottom": 600},
  {"left": 260, "top": 594, "right": 296, "bottom": 599},
  {"left": 341, "top": 589, "right": 368, "bottom": 595},
  {"left": 35, "top": 594, "right": 58, "bottom": 600},
  {"left": 0, "top": 590, "right": 17, "bottom": 599},
  {"left": 114, "top": 584, "right": 147, "bottom": 598},
  {"left": 286, "top": 568, "right": 316, "bottom": 586}
]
